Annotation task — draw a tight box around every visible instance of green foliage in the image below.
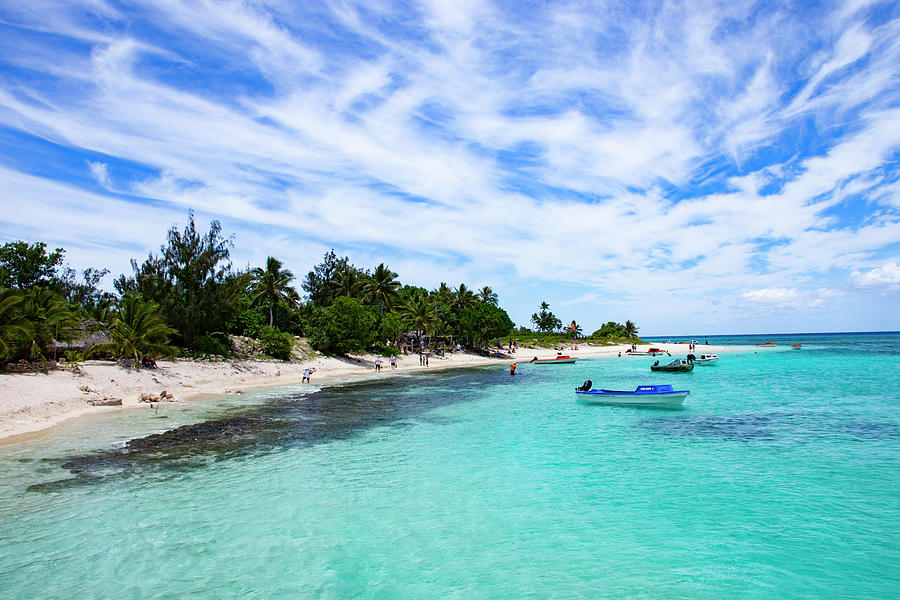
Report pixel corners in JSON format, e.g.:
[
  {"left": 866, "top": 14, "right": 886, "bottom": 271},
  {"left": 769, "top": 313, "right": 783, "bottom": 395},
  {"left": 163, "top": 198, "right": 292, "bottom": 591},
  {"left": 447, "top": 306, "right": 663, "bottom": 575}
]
[
  {"left": 0, "top": 241, "right": 64, "bottom": 289},
  {"left": 530, "top": 300, "right": 562, "bottom": 332},
  {"left": 373, "top": 344, "right": 401, "bottom": 357},
  {"left": 64, "top": 350, "right": 84, "bottom": 364},
  {"left": 249, "top": 256, "right": 299, "bottom": 327},
  {"left": 0, "top": 288, "right": 31, "bottom": 361},
  {"left": 21, "top": 286, "right": 81, "bottom": 364},
  {"left": 224, "top": 293, "right": 267, "bottom": 337},
  {"left": 257, "top": 326, "right": 295, "bottom": 360},
  {"left": 364, "top": 263, "right": 400, "bottom": 316},
  {"left": 191, "top": 334, "right": 228, "bottom": 357},
  {"left": 113, "top": 211, "right": 244, "bottom": 349},
  {"left": 377, "top": 311, "right": 403, "bottom": 343},
  {"left": 459, "top": 303, "right": 514, "bottom": 347},
  {"left": 301, "top": 250, "right": 350, "bottom": 306},
  {"left": 55, "top": 266, "right": 113, "bottom": 309},
  {"left": 310, "top": 296, "right": 377, "bottom": 355},
  {"left": 92, "top": 294, "right": 177, "bottom": 370}
]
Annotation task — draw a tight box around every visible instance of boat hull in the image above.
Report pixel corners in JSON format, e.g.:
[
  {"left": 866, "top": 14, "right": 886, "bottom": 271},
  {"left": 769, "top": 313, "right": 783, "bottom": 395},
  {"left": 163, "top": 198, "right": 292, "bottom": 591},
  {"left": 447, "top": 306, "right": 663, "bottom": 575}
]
[
  {"left": 576, "top": 390, "right": 689, "bottom": 407},
  {"left": 650, "top": 364, "right": 694, "bottom": 372},
  {"left": 532, "top": 357, "right": 577, "bottom": 364}
]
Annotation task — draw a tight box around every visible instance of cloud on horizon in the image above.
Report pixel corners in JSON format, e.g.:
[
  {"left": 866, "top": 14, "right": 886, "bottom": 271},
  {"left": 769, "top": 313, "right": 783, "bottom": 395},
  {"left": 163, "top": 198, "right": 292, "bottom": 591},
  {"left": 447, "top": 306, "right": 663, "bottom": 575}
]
[{"left": 0, "top": 0, "right": 899, "bottom": 333}]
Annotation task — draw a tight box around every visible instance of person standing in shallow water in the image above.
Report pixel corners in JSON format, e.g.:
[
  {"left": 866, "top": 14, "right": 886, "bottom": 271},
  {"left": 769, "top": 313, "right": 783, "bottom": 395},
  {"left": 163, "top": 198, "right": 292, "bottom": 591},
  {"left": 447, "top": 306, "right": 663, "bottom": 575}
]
[{"left": 510, "top": 363, "right": 516, "bottom": 376}]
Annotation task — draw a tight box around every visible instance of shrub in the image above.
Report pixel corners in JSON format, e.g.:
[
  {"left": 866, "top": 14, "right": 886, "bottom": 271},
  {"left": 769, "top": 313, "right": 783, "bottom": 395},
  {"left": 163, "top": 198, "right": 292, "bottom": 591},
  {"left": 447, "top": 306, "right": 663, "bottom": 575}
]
[
  {"left": 191, "top": 334, "right": 228, "bottom": 357},
  {"left": 258, "top": 326, "right": 295, "bottom": 360}
]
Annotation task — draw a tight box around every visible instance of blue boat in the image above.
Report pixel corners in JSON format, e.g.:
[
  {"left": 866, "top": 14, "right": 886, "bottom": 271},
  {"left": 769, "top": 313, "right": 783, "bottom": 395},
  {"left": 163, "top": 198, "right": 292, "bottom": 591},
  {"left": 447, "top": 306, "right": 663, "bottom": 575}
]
[{"left": 574, "top": 382, "right": 690, "bottom": 407}]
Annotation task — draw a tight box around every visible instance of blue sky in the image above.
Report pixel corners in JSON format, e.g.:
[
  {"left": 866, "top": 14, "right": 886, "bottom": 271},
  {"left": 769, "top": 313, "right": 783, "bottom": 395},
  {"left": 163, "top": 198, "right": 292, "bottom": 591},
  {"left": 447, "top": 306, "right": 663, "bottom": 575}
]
[{"left": 1, "top": 0, "right": 899, "bottom": 335}]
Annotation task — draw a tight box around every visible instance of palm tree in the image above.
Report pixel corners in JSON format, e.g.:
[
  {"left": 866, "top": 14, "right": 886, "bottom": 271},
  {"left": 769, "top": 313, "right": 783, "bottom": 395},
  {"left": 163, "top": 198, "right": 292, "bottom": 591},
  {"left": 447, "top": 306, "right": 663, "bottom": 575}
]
[
  {"left": 249, "top": 256, "right": 299, "bottom": 327},
  {"left": 530, "top": 312, "right": 541, "bottom": 330},
  {"left": 331, "top": 266, "right": 365, "bottom": 299},
  {"left": 540, "top": 300, "right": 550, "bottom": 311},
  {"left": 364, "top": 263, "right": 400, "bottom": 316},
  {"left": 22, "top": 286, "right": 80, "bottom": 367},
  {"left": 624, "top": 320, "right": 639, "bottom": 338},
  {"left": 0, "top": 288, "right": 30, "bottom": 360},
  {"left": 570, "top": 320, "right": 583, "bottom": 338},
  {"left": 477, "top": 286, "right": 498, "bottom": 305},
  {"left": 93, "top": 294, "right": 177, "bottom": 370},
  {"left": 433, "top": 282, "right": 454, "bottom": 306},
  {"left": 399, "top": 294, "right": 436, "bottom": 339},
  {"left": 454, "top": 283, "right": 476, "bottom": 313}
]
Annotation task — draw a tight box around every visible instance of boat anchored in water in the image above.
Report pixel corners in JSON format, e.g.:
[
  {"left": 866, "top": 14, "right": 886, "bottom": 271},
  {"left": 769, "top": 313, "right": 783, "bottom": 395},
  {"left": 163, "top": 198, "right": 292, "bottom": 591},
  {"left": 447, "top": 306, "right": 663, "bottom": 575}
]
[
  {"left": 692, "top": 353, "right": 718, "bottom": 365},
  {"left": 530, "top": 355, "right": 577, "bottom": 364},
  {"left": 650, "top": 358, "right": 694, "bottom": 372},
  {"left": 575, "top": 381, "right": 690, "bottom": 407}
]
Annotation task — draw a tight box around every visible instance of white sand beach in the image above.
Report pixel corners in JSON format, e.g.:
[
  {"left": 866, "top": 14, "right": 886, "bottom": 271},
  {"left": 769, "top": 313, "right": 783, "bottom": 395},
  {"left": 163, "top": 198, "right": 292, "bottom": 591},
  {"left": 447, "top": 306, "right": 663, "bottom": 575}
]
[{"left": 0, "top": 342, "right": 738, "bottom": 445}]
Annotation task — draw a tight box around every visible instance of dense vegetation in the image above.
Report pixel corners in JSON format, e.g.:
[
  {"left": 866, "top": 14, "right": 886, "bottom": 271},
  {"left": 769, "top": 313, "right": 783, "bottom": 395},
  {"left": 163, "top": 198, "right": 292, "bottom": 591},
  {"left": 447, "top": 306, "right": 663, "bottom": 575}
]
[{"left": 0, "top": 213, "right": 641, "bottom": 367}]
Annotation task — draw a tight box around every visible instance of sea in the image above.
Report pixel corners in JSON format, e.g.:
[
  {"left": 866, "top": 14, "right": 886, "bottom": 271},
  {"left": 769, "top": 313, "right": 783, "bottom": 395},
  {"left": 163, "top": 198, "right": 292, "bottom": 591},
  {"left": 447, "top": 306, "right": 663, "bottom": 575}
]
[{"left": 0, "top": 332, "right": 898, "bottom": 599}]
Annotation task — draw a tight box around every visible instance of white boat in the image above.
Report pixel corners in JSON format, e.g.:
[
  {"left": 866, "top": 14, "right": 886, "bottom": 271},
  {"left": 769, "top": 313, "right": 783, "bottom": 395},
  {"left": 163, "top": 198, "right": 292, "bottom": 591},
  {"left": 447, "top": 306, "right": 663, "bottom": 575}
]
[
  {"left": 575, "top": 383, "right": 690, "bottom": 407},
  {"left": 693, "top": 353, "right": 718, "bottom": 365}
]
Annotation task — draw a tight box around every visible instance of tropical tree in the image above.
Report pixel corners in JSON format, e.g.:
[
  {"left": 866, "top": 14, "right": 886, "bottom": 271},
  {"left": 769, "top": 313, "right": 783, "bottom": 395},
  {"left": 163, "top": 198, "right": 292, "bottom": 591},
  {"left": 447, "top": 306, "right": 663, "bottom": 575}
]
[
  {"left": 531, "top": 300, "right": 561, "bottom": 332},
  {"left": 570, "top": 320, "right": 583, "bottom": 338},
  {"left": 364, "top": 263, "right": 400, "bottom": 316},
  {"left": 0, "top": 288, "right": 30, "bottom": 360},
  {"left": 331, "top": 266, "right": 365, "bottom": 299},
  {"left": 400, "top": 292, "right": 437, "bottom": 338},
  {"left": 21, "top": 286, "right": 81, "bottom": 365},
  {"left": 477, "top": 286, "right": 498, "bottom": 305},
  {"left": 302, "top": 250, "right": 350, "bottom": 305},
  {"left": 454, "top": 283, "right": 476, "bottom": 314},
  {"left": 624, "top": 320, "right": 639, "bottom": 338},
  {"left": 93, "top": 295, "right": 177, "bottom": 370},
  {"left": 0, "top": 241, "right": 64, "bottom": 289},
  {"left": 114, "top": 211, "right": 242, "bottom": 349},
  {"left": 459, "top": 303, "right": 514, "bottom": 348},
  {"left": 309, "top": 296, "right": 377, "bottom": 354},
  {"left": 249, "top": 256, "right": 299, "bottom": 327}
]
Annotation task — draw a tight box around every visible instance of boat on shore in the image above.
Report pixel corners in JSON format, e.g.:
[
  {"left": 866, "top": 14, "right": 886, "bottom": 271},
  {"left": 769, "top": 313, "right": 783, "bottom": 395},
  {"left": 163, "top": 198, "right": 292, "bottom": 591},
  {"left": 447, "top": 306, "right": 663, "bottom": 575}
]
[
  {"left": 530, "top": 355, "right": 577, "bottom": 364},
  {"left": 793, "top": 344, "right": 802, "bottom": 349},
  {"left": 755, "top": 342, "right": 776, "bottom": 347},
  {"left": 650, "top": 359, "right": 694, "bottom": 372},
  {"left": 625, "top": 347, "right": 666, "bottom": 356},
  {"left": 575, "top": 382, "right": 689, "bottom": 407}
]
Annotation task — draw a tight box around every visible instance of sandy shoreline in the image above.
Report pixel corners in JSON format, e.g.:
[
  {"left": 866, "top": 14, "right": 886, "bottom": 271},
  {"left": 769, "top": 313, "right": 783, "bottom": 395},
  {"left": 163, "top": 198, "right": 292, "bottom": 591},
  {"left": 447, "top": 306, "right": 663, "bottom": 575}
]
[{"left": 0, "top": 342, "right": 742, "bottom": 446}]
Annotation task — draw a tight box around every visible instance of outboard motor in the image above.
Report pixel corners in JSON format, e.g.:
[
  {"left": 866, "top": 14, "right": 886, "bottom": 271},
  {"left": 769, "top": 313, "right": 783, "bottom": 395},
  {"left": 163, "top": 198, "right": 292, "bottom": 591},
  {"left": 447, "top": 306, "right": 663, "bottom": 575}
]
[{"left": 575, "top": 380, "right": 592, "bottom": 392}]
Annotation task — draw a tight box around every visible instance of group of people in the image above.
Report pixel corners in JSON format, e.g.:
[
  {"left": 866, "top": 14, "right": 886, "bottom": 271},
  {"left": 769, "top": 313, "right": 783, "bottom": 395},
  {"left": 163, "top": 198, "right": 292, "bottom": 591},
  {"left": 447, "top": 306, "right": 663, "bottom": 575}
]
[{"left": 374, "top": 356, "right": 399, "bottom": 371}]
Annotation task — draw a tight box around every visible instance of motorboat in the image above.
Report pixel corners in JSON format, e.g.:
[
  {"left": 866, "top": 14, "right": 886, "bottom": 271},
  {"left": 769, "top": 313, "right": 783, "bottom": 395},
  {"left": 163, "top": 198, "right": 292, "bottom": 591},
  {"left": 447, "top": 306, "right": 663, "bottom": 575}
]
[
  {"left": 575, "top": 382, "right": 689, "bottom": 407},
  {"left": 530, "top": 355, "right": 577, "bottom": 364},
  {"left": 792, "top": 344, "right": 802, "bottom": 349},
  {"left": 693, "top": 353, "right": 718, "bottom": 365},
  {"left": 650, "top": 359, "right": 694, "bottom": 372},
  {"left": 755, "top": 342, "right": 776, "bottom": 347}
]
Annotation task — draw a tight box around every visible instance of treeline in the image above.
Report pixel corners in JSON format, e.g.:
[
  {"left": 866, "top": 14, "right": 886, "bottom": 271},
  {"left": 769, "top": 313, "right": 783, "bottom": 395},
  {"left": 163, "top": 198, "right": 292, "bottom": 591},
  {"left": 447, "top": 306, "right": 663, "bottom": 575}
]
[{"left": 0, "top": 212, "right": 516, "bottom": 366}]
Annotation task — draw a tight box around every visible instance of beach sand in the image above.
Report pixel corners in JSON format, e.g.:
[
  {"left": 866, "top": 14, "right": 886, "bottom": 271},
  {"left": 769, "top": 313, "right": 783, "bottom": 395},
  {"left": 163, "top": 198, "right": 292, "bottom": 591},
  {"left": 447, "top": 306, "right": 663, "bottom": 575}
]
[{"left": 0, "top": 342, "right": 738, "bottom": 445}]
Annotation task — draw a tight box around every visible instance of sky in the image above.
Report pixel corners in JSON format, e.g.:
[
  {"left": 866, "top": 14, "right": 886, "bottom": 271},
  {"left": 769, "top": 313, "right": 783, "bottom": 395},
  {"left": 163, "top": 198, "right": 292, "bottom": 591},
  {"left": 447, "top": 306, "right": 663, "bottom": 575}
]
[{"left": 1, "top": 0, "right": 899, "bottom": 336}]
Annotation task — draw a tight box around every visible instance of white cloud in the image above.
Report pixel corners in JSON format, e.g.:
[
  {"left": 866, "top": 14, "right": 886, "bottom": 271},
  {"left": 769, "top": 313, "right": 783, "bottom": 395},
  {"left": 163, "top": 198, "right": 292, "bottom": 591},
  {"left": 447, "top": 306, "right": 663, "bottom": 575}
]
[{"left": 850, "top": 263, "right": 900, "bottom": 287}]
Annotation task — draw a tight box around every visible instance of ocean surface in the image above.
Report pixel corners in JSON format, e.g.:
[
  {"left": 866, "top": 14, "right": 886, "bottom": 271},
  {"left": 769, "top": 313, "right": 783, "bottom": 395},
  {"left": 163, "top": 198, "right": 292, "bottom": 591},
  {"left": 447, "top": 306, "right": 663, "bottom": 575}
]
[{"left": 1, "top": 332, "right": 899, "bottom": 598}]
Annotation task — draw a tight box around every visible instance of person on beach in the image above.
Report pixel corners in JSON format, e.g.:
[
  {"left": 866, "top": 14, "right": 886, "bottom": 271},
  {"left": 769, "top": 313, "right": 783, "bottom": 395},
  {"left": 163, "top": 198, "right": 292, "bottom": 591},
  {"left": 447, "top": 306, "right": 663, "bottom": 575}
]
[
  {"left": 375, "top": 357, "right": 382, "bottom": 371},
  {"left": 302, "top": 368, "right": 311, "bottom": 383},
  {"left": 425, "top": 354, "right": 429, "bottom": 366},
  {"left": 390, "top": 355, "right": 397, "bottom": 368}
]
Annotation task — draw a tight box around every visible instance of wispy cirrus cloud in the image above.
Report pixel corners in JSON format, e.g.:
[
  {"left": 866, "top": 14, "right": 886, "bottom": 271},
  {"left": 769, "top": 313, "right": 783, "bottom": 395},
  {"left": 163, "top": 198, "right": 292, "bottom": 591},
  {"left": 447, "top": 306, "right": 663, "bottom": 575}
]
[{"left": 0, "top": 0, "right": 898, "bottom": 333}]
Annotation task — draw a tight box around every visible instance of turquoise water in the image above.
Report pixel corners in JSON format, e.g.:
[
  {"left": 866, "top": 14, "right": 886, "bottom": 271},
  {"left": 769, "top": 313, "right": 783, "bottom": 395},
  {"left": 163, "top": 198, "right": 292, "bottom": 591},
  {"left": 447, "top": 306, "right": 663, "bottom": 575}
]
[{"left": 1, "top": 334, "right": 899, "bottom": 598}]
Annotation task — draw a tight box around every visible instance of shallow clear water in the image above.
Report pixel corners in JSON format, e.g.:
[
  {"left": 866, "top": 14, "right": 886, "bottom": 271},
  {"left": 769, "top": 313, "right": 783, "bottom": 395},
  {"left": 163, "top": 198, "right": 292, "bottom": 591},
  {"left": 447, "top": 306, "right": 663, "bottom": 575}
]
[{"left": 1, "top": 334, "right": 899, "bottom": 598}]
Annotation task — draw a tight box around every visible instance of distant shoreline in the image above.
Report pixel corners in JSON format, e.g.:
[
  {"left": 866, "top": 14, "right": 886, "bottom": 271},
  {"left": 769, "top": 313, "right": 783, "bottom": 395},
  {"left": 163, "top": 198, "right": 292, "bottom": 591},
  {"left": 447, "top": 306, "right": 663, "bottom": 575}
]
[{"left": 0, "top": 342, "right": 746, "bottom": 447}]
